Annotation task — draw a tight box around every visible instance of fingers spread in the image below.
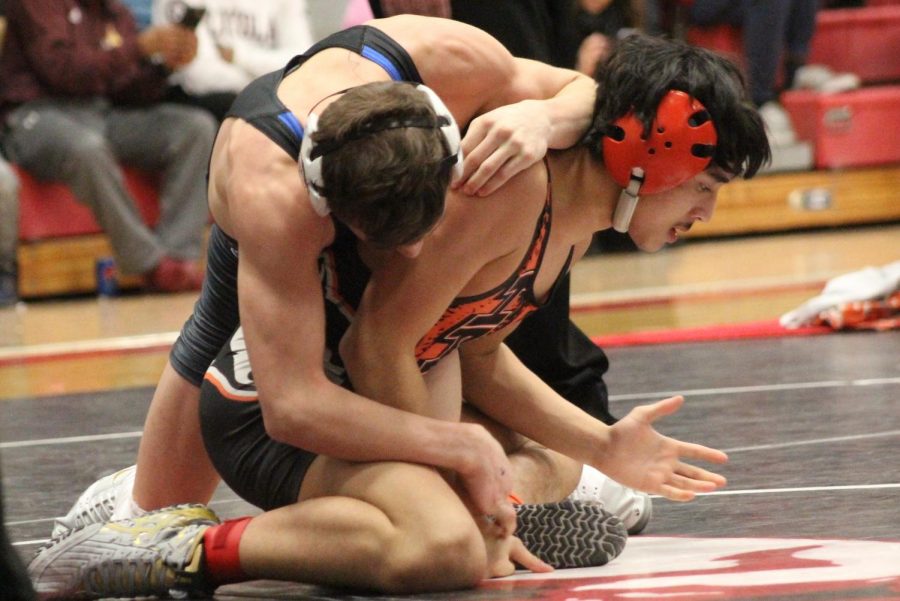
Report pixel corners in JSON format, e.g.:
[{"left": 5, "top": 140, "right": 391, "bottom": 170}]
[
  {"left": 657, "top": 483, "right": 697, "bottom": 503},
  {"left": 675, "top": 462, "right": 728, "bottom": 489},
  {"left": 666, "top": 470, "right": 722, "bottom": 493},
  {"left": 679, "top": 441, "right": 729, "bottom": 465},
  {"left": 645, "top": 395, "right": 685, "bottom": 422}
]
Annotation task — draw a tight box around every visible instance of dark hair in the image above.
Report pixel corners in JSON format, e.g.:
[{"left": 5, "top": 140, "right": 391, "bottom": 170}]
[
  {"left": 313, "top": 81, "right": 453, "bottom": 248},
  {"left": 585, "top": 34, "right": 770, "bottom": 179}
]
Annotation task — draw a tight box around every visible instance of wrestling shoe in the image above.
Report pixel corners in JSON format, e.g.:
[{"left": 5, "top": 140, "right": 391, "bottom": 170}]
[
  {"left": 29, "top": 504, "right": 219, "bottom": 600},
  {"left": 515, "top": 500, "right": 627, "bottom": 569},
  {"left": 52, "top": 465, "right": 137, "bottom": 538},
  {"left": 566, "top": 465, "right": 653, "bottom": 535}
]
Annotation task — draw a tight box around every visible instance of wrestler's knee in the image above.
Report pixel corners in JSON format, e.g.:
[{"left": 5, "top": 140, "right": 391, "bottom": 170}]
[{"left": 379, "top": 511, "right": 485, "bottom": 593}]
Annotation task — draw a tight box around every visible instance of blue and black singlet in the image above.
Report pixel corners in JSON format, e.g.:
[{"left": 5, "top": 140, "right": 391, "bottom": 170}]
[{"left": 225, "top": 25, "right": 424, "bottom": 161}]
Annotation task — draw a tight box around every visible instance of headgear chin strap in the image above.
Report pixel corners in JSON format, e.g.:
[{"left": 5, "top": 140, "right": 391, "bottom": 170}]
[
  {"left": 602, "top": 90, "right": 717, "bottom": 232},
  {"left": 299, "top": 83, "right": 464, "bottom": 217}
]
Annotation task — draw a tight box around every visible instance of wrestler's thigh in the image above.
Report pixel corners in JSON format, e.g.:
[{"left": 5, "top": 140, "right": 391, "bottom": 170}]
[
  {"left": 299, "top": 456, "right": 478, "bottom": 536},
  {"left": 461, "top": 403, "right": 528, "bottom": 453}
]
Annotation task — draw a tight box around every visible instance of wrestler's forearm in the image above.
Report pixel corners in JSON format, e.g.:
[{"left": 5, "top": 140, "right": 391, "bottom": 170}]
[
  {"left": 540, "top": 72, "right": 597, "bottom": 150},
  {"left": 461, "top": 343, "right": 611, "bottom": 466},
  {"left": 258, "top": 372, "right": 483, "bottom": 471},
  {"left": 340, "top": 332, "right": 433, "bottom": 418}
]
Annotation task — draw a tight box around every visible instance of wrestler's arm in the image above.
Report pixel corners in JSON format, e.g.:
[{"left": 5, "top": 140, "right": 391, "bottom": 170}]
[
  {"left": 340, "top": 164, "right": 541, "bottom": 420},
  {"left": 223, "top": 125, "right": 514, "bottom": 521},
  {"left": 458, "top": 333, "right": 729, "bottom": 502},
  {"left": 394, "top": 17, "right": 597, "bottom": 195},
  {"left": 339, "top": 197, "right": 501, "bottom": 419},
  {"left": 452, "top": 58, "right": 597, "bottom": 196}
]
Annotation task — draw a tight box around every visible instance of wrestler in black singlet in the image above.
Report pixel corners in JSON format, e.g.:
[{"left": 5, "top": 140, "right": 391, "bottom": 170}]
[
  {"left": 191, "top": 26, "right": 427, "bottom": 510},
  {"left": 170, "top": 26, "right": 422, "bottom": 388},
  {"left": 202, "top": 161, "right": 573, "bottom": 510},
  {"left": 185, "top": 25, "right": 608, "bottom": 510}
]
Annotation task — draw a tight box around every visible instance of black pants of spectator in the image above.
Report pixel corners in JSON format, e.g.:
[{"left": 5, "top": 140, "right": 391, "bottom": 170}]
[
  {"left": 506, "top": 274, "right": 617, "bottom": 425},
  {"left": 0, "top": 459, "right": 36, "bottom": 601},
  {"left": 689, "top": 0, "right": 819, "bottom": 106}
]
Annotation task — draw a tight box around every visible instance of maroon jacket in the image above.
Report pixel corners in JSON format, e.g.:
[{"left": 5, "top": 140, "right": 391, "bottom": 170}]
[{"left": 0, "top": 0, "right": 169, "bottom": 116}]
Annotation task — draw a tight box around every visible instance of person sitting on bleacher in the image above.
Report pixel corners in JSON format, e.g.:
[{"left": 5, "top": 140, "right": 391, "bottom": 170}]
[
  {"left": 0, "top": 0, "right": 216, "bottom": 293},
  {"left": 686, "top": 0, "right": 819, "bottom": 171}
]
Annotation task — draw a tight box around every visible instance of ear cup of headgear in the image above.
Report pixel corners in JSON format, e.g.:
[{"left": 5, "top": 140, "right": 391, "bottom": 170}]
[
  {"left": 299, "top": 112, "right": 331, "bottom": 217},
  {"left": 415, "top": 84, "right": 464, "bottom": 183},
  {"left": 603, "top": 90, "right": 717, "bottom": 195}
]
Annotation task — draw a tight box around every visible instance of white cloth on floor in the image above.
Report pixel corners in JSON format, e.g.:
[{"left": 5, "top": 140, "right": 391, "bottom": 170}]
[{"left": 780, "top": 260, "right": 900, "bottom": 328}]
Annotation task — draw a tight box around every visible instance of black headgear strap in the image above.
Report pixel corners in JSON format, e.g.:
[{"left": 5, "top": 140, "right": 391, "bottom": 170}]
[{"left": 309, "top": 115, "right": 451, "bottom": 160}]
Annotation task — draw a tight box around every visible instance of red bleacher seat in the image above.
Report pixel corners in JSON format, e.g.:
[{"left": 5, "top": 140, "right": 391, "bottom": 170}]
[
  {"left": 16, "top": 166, "right": 160, "bottom": 242},
  {"left": 685, "top": 24, "right": 742, "bottom": 62},
  {"left": 686, "top": 5, "right": 900, "bottom": 86},
  {"left": 807, "top": 5, "right": 900, "bottom": 84},
  {"left": 782, "top": 86, "right": 900, "bottom": 169}
]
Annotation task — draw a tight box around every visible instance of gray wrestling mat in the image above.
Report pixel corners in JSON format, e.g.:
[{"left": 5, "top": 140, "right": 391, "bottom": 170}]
[{"left": 4, "top": 331, "right": 900, "bottom": 599}]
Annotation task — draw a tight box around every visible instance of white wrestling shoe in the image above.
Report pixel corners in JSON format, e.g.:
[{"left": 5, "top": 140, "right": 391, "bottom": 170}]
[
  {"left": 31, "top": 504, "right": 219, "bottom": 600},
  {"left": 51, "top": 465, "right": 140, "bottom": 538},
  {"left": 565, "top": 465, "right": 653, "bottom": 535}
]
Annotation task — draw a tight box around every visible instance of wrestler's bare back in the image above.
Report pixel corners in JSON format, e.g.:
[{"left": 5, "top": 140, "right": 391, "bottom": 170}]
[{"left": 207, "top": 16, "right": 519, "bottom": 244}]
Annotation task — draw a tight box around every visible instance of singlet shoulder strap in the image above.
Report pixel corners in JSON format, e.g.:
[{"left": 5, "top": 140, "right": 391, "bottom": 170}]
[
  {"left": 291, "top": 26, "right": 423, "bottom": 83},
  {"left": 226, "top": 70, "right": 304, "bottom": 159},
  {"left": 226, "top": 25, "right": 423, "bottom": 161}
]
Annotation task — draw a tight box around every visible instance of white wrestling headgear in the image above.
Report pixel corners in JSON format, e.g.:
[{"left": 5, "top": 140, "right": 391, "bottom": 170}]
[{"left": 299, "top": 83, "right": 464, "bottom": 217}]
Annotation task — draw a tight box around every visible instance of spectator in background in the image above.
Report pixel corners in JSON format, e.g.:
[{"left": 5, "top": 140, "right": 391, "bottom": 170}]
[
  {"left": 0, "top": 156, "right": 18, "bottom": 306},
  {"left": 0, "top": 1, "right": 21, "bottom": 307},
  {"left": 306, "top": 0, "right": 350, "bottom": 41},
  {"left": 573, "top": 0, "right": 643, "bottom": 76},
  {"left": 0, "top": 0, "right": 215, "bottom": 293},
  {"left": 687, "top": 0, "right": 819, "bottom": 149},
  {"left": 150, "top": 0, "right": 313, "bottom": 122},
  {"left": 369, "top": 0, "right": 580, "bottom": 68}
]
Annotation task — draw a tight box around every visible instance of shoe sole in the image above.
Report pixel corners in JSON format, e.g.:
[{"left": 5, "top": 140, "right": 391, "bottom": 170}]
[{"left": 515, "top": 500, "right": 628, "bottom": 569}]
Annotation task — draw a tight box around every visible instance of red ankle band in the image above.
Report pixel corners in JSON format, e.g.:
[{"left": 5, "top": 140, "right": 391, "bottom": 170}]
[
  {"left": 508, "top": 492, "right": 524, "bottom": 505},
  {"left": 202, "top": 516, "right": 252, "bottom": 585}
]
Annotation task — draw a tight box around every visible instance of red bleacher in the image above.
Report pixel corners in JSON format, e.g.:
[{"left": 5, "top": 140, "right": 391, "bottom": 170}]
[
  {"left": 16, "top": 167, "right": 160, "bottom": 242},
  {"left": 807, "top": 5, "right": 900, "bottom": 84},
  {"left": 11, "top": 2, "right": 900, "bottom": 297},
  {"left": 685, "top": 3, "right": 900, "bottom": 169},
  {"left": 781, "top": 86, "right": 900, "bottom": 168}
]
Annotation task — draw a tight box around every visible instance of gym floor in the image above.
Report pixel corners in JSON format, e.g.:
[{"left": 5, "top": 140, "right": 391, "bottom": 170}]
[{"left": 2, "top": 223, "right": 899, "bottom": 599}]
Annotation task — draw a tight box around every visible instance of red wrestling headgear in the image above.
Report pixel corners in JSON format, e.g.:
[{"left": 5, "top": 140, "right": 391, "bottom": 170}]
[{"left": 602, "top": 90, "right": 717, "bottom": 195}]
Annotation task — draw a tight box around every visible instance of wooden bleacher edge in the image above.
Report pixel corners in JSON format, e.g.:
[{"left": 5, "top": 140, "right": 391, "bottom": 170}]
[
  {"left": 17, "top": 227, "right": 211, "bottom": 298},
  {"left": 16, "top": 164, "right": 900, "bottom": 298},
  {"left": 684, "top": 163, "right": 900, "bottom": 238}
]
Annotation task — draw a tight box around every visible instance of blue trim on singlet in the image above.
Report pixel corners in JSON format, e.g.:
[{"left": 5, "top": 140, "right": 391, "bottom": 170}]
[
  {"left": 361, "top": 45, "right": 403, "bottom": 81},
  {"left": 226, "top": 26, "right": 422, "bottom": 160},
  {"left": 274, "top": 45, "right": 399, "bottom": 145},
  {"left": 278, "top": 112, "right": 304, "bottom": 138}
]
